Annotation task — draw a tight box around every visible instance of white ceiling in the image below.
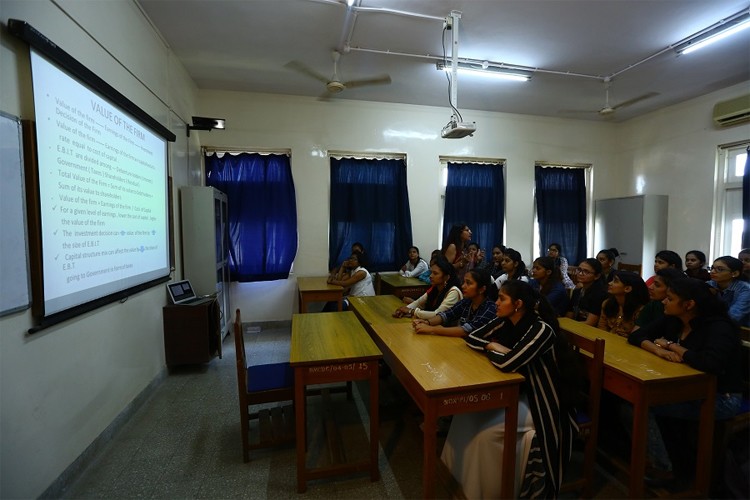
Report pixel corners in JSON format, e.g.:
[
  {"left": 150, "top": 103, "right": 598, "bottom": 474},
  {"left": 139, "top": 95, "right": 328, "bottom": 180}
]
[{"left": 137, "top": 0, "right": 750, "bottom": 122}]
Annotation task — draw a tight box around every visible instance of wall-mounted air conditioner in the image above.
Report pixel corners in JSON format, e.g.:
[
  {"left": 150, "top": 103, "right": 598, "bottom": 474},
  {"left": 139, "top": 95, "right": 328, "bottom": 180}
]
[{"left": 713, "top": 94, "right": 750, "bottom": 127}]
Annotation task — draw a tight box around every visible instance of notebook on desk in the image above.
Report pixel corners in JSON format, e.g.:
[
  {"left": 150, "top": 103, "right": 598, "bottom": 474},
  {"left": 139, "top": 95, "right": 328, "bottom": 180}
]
[{"left": 166, "top": 280, "right": 214, "bottom": 306}]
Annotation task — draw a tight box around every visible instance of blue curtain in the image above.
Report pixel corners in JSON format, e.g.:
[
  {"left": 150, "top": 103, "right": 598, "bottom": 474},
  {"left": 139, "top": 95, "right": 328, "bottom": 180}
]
[
  {"left": 442, "top": 162, "right": 505, "bottom": 251},
  {"left": 205, "top": 153, "right": 297, "bottom": 282},
  {"left": 744, "top": 147, "right": 750, "bottom": 249},
  {"left": 535, "top": 166, "right": 586, "bottom": 265},
  {"left": 329, "top": 157, "right": 412, "bottom": 272}
]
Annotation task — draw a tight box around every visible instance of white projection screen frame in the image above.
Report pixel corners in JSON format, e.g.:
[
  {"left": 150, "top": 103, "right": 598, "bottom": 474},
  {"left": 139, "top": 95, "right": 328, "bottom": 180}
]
[{"left": 9, "top": 20, "right": 176, "bottom": 332}]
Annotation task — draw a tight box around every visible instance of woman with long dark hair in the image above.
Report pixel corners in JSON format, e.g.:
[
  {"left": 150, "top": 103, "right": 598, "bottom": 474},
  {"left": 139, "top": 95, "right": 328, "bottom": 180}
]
[
  {"left": 487, "top": 244, "right": 506, "bottom": 281},
  {"left": 442, "top": 223, "right": 473, "bottom": 283},
  {"left": 441, "top": 280, "right": 577, "bottom": 498},
  {"left": 634, "top": 267, "right": 685, "bottom": 330},
  {"left": 596, "top": 248, "right": 619, "bottom": 283},
  {"left": 644, "top": 250, "right": 683, "bottom": 287},
  {"left": 393, "top": 255, "right": 462, "bottom": 319},
  {"left": 597, "top": 270, "right": 650, "bottom": 337},
  {"left": 492, "top": 247, "right": 528, "bottom": 288},
  {"left": 628, "top": 277, "right": 742, "bottom": 479},
  {"left": 412, "top": 268, "right": 496, "bottom": 336},
  {"left": 530, "top": 256, "right": 568, "bottom": 316},
  {"left": 684, "top": 250, "right": 710, "bottom": 281}
]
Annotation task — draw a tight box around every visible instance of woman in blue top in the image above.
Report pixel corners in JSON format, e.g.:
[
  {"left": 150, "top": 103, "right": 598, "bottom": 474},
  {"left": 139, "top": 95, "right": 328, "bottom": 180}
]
[
  {"left": 708, "top": 255, "right": 750, "bottom": 326},
  {"left": 412, "top": 268, "right": 496, "bottom": 337},
  {"left": 530, "top": 256, "right": 568, "bottom": 316}
]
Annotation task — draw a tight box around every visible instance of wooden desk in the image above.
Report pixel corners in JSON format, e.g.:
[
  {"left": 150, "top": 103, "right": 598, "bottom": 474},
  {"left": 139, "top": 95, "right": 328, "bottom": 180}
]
[
  {"left": 297, "top": 276, "right": 343, "bottom": 313},
  {"left": 290, "top": 312, "right": 382, "bottom": 493},
  {"left": 559, "top": 318, "right": 716, "bottom": 498},
  {"left": 348, "top": 295, "right": 409, "bottom": 326},
  {"left": 378, "top": 273, "right": 429, "bottom": 299},
  {"left": 357, "top": 316, "right": 524, "bottom": 499}
]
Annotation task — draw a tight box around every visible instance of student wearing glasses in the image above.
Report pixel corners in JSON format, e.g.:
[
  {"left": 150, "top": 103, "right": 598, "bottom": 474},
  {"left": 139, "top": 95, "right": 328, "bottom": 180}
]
[
  {"left": 708, "top": 256, "right": 750, "bottom": 326},
  {"left": 565, "top": 258, "right": 608, "bottom": 326}
]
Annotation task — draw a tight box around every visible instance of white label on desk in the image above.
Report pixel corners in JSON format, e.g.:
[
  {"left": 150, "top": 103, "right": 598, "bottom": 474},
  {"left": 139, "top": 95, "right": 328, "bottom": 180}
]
[
  {"left": 442, "top": 392, "right": 496, "bottom": 407},
  {"left": 307, "top": 362, "right": 370, "bottom": 374}
]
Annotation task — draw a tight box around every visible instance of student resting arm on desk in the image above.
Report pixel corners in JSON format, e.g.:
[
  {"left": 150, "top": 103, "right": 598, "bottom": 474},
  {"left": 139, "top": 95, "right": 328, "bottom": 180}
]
[
  {"left": 441, "top": 280, "right": 577, "bottom": 498},
  {"left": 412, "top": 268, "right": 496, "bottom": 336},
  {"left": 325, "top": 250, "right": 374, "bottom": 310},
  {"left": 627, "top": 277, "right": 742, "bottom": 480},
  {"left": 393, "top": 255, "right": 462, "bottom": 319}
]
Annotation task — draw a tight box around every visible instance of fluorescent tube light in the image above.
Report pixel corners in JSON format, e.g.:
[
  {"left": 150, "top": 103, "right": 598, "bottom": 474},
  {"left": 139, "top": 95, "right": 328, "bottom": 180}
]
[
  {"left": 676, "top": 13, "right": 750, "bottom": 55},
  {"left": 437, "top": 62, "right": 531, "bottom": 82}
]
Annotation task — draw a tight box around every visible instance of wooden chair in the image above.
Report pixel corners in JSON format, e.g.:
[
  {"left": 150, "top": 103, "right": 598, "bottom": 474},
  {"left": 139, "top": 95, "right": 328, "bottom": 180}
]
[
  {"left": 233, "top": 308, "right": 295, "bottom": 462},
  {"left": 711, "top": 326, "right": 750, "bottom": 495},
  {"left": 561, "top": 334, "right": 606, "bottom": 498},
  {"left": 618, "top": 262, "right": 642, "bottom": 275}
]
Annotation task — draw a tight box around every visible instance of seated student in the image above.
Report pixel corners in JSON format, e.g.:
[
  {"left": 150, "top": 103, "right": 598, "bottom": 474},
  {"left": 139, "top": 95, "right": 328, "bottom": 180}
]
[
  {"left": 412, "top": 268, "right": 496, "bottom": 337},
  {"left": 399, "top": 246, "right": 429, "bottom": 279},
  {"left": 529, "top": 256, "right": 569, "bottom": 316},
  {"left": 634, "top": 268, "right": 685, "bottom": 330},
  {"left": 596, "top": 248, "right": 619, "bottom": 283},
  {"left": 466, "top": 241, "right": 487, "bottom": 271},
  {"left": 547, "top": 243, "right": 576, "bottom": 290},
  {"left": 416, "top": 249, "right": 441, "bottom": 284},
  {"left": 325, "top": 250, "right": 374, "bottom": 310},
  {"left": 442, "top": 281, "right": 577, "bottom": 498},
  {"left": 492, "top": 248, "right": 529, "bottom": 288},
  {"left": 739, "top": 248, "right": 750, "bottom": 281},
  {"left": 566, "top": 258, "right": 608, "bottom": 326},
  {"left": 330, "top": 241, "right": 366, "bottom": 279},
  {"left": 708, "top": 255, "right": 750, "bottom": 326},
  {"left": 684, "top": 250, "right": 710, "bottom": 281},
  {"left": 628, "top": 278, "right": 743, "bottom": 481},
  {"left": 644, "top": 250, "right": 683, "bottom": 287},
  {"left": 393, "top": 255, "right": 462, "bottom": 319},
  {"left": 597, "top": 270, "right": 649, "bottom": 337},
  {"left": 487, "top": 244, "right": 506, "bottom": 281}
]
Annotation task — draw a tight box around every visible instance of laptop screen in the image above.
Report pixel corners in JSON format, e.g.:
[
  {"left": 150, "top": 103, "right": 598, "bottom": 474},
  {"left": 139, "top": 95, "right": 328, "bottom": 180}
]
[{"left": 167, "top": 281, "right": 196, "bottom": 303}]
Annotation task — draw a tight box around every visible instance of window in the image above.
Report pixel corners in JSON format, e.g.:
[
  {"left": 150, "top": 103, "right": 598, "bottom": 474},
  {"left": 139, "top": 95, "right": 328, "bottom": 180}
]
[
  {"left": 205, "top": 151, "right": 298, "bottom": 282},
  {"left": 713, "top": 143, "right": 748, "bottom": 257},
  {"left": 534, "top": 164, "right": 590, "bottom": 265},
  {"left": 441, "top": 159, "right": 505, "bottom": 252},
  {"left": 329, "top": 155, "right": 412, "bottom": 272}
]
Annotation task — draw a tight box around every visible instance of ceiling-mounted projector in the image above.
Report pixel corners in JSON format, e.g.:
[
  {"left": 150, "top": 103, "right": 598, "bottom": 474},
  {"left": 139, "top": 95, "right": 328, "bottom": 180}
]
[{"left": 441, "top": 119, "right": 476, "bottom": 139}]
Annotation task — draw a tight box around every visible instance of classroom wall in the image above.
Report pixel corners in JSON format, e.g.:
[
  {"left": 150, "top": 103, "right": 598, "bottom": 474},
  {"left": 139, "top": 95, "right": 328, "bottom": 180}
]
[
  {"left": 0, "top": 1, "right": 197, "bottom": 498},
  {"left": 615, "top": 82, "right": 749, "bottom": 259}
]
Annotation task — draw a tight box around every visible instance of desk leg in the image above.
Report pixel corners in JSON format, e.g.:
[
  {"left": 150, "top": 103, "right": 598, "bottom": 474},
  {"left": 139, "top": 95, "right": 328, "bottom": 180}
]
[
  {"left": 629, "top": 400, "right": 649, "bottom": 498},
  {"left": 369, "top": 364, "right": 380, "bottom": 482},
  {"left": 422, "top": 405, "right": 438, "bottom": 499},
  {"left": 695, "top": 391, "right": 715, "bottom": 496},
  {"left": 501, "top": 395, "right": 518, "bottom": 499},
  {"left": 294, "top": 369, "right": 307, "bottom": 493}
]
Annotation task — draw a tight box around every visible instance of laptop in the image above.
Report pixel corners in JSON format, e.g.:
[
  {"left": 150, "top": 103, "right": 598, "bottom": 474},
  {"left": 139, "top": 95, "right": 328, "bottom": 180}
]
[{"left": 166, "top": 280, "right": 214, "bottom": 306}]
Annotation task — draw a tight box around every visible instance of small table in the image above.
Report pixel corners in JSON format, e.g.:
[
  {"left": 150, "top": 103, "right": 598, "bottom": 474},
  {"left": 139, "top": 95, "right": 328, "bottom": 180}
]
[
  {"left": 290, "top": 312, "right": 382, "bottom": 493},
  {"left": 559, "top": 318, "right": 716, "bottom": 498},
  {"left": 378, "top": 273, "right": 429, "bottom": 299},
  {"left": 297, "top": 276, "right": 343, "bottom": 313}
]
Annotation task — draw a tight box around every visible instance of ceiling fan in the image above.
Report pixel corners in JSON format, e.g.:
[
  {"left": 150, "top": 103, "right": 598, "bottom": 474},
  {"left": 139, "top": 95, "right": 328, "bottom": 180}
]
[
  {"left": 561, "top": 77, "right": 659, "bottom": 118},
  {"left": 285, "top": 50, "right": 391, "bottom": 99}
]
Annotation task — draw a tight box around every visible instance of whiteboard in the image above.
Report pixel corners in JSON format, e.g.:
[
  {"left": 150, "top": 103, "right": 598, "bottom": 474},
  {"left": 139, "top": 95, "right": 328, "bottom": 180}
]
[{"left": 0, "top": 111, "right": 31, "bottom": 316}]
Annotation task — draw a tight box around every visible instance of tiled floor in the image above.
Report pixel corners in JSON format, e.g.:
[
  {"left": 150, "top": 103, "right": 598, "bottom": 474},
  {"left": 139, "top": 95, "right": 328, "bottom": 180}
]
[{"left": 63, "top": 321, "right": 629, "bottom": 499}]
